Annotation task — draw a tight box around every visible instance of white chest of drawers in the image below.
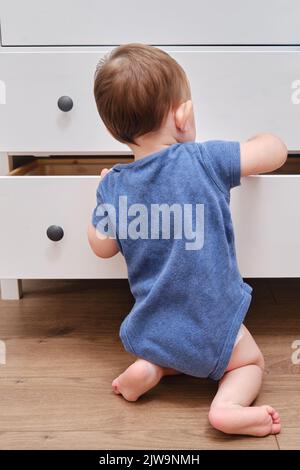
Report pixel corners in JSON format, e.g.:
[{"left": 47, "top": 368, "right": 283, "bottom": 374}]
[{"left": 1, "top": 0, "right": 300, "bottom": 299}]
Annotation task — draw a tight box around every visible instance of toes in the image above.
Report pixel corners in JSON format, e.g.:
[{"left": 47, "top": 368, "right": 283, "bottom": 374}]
[
  {"left": 272, "top": 412, "right": 281, "bottom": 424},
  {"left": 267, "top": 407, "right": 281, "bottom": 423},
  {"left": 111, "top": 378, "right": 139, "bottom": 402},
  {"left": 122, "top": 391, "right": 139, "bottom": 402},
  {"left": 266, "top": 405, "right": 276, "bottom": 415},
  {"left": 271, "top": 422, "right": 281, "bottom": 435},
  {"left": 112, "top": 379, "right": 121, "bottom": 395}
]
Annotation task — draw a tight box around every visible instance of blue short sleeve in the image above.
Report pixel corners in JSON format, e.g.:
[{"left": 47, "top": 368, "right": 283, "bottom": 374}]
[{"left": 200, "top": 140, "right": 241, "bottom": 194}]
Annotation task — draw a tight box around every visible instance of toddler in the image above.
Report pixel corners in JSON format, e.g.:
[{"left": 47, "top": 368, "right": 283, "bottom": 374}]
[{"left": 88, "top": 44, "right": 287, "bottom": 436}]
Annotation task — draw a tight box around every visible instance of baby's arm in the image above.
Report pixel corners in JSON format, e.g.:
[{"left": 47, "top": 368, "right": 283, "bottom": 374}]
[
  {"left": 240, "top": 133, "right": 288, "bottom": 177},
  {"left": 87, "top": 224, "right": 119, "bottom": 258},
  {"left": 88, "top": 167, "right": 119, "bottom": 259}
]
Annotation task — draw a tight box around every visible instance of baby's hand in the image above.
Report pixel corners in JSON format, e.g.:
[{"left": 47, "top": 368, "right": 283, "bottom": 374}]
[{"left": 100, "top": 167, "right": 112, "bottom": 179}]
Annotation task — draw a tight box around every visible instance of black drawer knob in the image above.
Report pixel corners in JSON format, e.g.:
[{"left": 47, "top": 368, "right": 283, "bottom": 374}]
[
  {"left": 57, "top": 95, "right": 73, "bottom": 112},
  {"left": 47, "top": 225, "right": 64, "bottom": 242}
]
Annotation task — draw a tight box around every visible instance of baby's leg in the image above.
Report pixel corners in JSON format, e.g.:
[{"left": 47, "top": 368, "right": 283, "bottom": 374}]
[
  {"left": 112, "top": 359, "right": 179, "bottom": 402},
  {"left": 208, "top": 325, "right": 281, "bottom": 436}
]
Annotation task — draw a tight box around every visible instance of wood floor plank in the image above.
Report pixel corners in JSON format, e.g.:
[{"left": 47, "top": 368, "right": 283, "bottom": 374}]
[
  {"left": 0, "top": 376, "right": 221, "bottom": 433},
  {"left": 0, "top": 279, "right": 297, "bottom": 449},
  {"left": 257, "top": 376, "right": 300, "bottom": 450},
  {"left": 0, "top": 376, "right": 277, "bottom": 449},
  {"left": 0, "top": 430, "right": 277, "bottom": 450},
  {"left": 1, "top": 333, "right": 298, "bottom": 379},
  {"left": 0, "top": 337, "right": 130, "bottom": 378},
  {"left": 276, "top": 429, "right": 300, "bottom": 450}
]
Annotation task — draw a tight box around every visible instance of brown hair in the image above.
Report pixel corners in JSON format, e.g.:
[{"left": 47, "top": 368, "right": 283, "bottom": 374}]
[{"left": 94, "top": 43, "right": 191, "bottom": 144}]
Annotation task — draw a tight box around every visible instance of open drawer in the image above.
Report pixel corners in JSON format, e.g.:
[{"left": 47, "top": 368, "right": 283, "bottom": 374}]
[
  {"left": 231, "top": 157, "right": 300, "bottom": 277},
  {"left": 0, "top": 157, "right": 133, "bottom": 279},
  {"left": 0, "top": 156, "right": 300, "bottom": 279}
]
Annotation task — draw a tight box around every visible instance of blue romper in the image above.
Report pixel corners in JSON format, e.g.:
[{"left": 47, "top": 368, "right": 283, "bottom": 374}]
[{"left": 92, "top": 141, "right": 252, "bottom": 380}]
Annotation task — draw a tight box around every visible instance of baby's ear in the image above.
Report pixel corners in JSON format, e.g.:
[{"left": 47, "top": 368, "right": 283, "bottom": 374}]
[{"left": 174, "top": 100, "right": 193, "bottom": 132}]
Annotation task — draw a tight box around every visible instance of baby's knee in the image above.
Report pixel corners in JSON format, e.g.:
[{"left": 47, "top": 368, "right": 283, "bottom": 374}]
[{"left": 208, "top": 407, "right": 222, "bottom": 431}]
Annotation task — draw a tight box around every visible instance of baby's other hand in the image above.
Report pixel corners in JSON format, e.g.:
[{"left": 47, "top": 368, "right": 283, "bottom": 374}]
[{"left": 100, "top": 167, "right": 112, "bottom": 179}]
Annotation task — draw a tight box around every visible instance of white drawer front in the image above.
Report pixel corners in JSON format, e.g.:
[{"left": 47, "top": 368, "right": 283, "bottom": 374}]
[
  {"left": 232, "top": 176, "right": 300, "bottom": 277},
  {"left": 0, "top": 51, "right": 127, "bottom": 154},
  {"left": 0, "top": 174, "right": 300, "bottom": 278},
  {"left": 1, "top": 0, "right": 299, "bottom": 46},
  {"left": 1, "top": 49, "right": 300, "bottom": 152},
  {"left": 176, "top": 50, "right": 300, "bottom": 150},
  {"left": 0, "top": 175, "right": 127, "bottom": 278}
]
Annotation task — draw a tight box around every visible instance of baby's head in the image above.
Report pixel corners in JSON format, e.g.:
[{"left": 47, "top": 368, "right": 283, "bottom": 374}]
[{"left": 94, "top": 43, "right": 196, "bottom": 148}]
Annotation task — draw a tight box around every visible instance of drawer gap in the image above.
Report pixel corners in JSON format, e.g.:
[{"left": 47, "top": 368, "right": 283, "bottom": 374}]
[
  {"left": 9, "top": 154, "right": 300, "bottom": 176},
  {"left": 9, "top": 156, "right": 134, "bottom": 176},
  {"left": 268, "top": 155, "right": 300, "bottom": 175}
]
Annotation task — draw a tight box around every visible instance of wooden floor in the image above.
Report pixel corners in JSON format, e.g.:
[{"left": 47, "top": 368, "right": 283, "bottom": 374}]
[{"left": 0, "top": 278, "right": 299, "bottom": 450}]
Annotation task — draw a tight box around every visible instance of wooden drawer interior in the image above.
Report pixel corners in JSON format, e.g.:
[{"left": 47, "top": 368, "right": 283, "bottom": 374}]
[
  {"left": 8, "top": 156, "right": 134, "bottom": 176},
  {"left": 269, "top": 156, "right": 300, "bottom": 175}
]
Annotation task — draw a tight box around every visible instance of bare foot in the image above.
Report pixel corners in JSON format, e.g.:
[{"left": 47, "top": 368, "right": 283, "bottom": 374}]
[
  {"left": 112, "top": 359, "right": 163, "bottom": 402},
  {"left": 209, "top": 404, "right": 281, "bottom": 436}
]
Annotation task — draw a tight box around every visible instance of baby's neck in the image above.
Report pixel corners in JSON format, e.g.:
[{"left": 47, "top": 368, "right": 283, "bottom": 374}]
[
  {"left": 128, "top": 133, "right": 179, "bottom": 161},
  {"left": 133, "top": 143, "right": 173, "bottom": 161}
]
